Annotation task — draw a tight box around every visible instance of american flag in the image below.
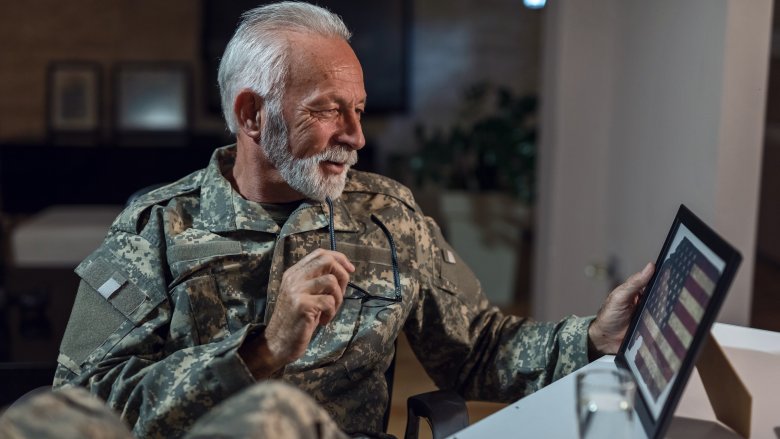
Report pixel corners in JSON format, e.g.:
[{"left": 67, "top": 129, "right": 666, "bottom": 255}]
[{"left": 632, "top": 237, "right": 720, "bottom": 400}]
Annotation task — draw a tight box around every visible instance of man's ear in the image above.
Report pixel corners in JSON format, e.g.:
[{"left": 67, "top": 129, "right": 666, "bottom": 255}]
[{"left": 234, "top": 90, "right": 263, "bottom": 140}]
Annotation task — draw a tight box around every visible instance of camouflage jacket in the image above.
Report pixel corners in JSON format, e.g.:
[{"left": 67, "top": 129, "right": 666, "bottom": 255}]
[{"left": 55, "top": 145, "right": 593, "bottom": 438}]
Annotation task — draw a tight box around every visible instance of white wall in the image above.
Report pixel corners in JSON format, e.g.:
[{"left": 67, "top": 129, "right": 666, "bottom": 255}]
[
  {"left": 534, "top": 1, "right": 618, "bottom": 320},
  {"left": 605, "top": 3, "right": 728, "bottom": 298},
  {"left": 715, "top": 1, "right": 773, "bottom": 323},
  {"left": 535, "top": 0, "right": 772, "bottom": 325}
]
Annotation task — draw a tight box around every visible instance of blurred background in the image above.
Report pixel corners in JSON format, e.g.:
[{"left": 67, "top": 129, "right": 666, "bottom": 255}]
[{"left": 0, "top": 0, "right": 779, "bottom": 433}]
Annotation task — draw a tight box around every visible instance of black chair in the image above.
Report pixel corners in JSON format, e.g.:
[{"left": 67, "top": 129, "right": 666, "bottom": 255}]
[
  {"left": 383, "top": 347, "right": 469, "bottom": 439},
  {"left": 405, "top": 390, "right": 469, "bottom": 439}
]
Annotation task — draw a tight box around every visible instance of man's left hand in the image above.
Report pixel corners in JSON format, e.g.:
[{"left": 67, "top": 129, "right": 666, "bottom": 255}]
[{"left": 588, "top": 262, "right": 655, "bottom": 355}]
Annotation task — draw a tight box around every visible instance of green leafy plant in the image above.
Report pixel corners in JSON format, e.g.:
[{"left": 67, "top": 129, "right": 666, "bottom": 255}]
[{"left": 411, "top": 83, "right": 538, "bottom": 204}]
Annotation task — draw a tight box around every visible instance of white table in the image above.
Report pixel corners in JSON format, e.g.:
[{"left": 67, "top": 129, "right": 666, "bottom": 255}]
[{"left": 450, "top": 323, "right": 780, "bottom": 439}]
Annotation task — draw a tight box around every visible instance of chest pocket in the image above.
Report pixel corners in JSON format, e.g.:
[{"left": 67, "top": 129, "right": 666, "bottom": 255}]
[
  {"left": 167, "top": 240, "right": 254, "bottom": 337},
  {"left": 286, "top": 241, "right": 405, "bottom": 373}
]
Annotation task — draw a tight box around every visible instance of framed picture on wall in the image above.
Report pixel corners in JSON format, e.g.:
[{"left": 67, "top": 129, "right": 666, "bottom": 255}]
[
  {"left": 47, "top": 61, "right": 102, "bottom": 145},
  {"left": 113, "top": 62, "right": 192, "bottom": 146}
]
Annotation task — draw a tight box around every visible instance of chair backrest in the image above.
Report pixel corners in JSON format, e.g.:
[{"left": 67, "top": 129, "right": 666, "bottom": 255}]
[{"left": 404, "top": 389, "right": 469, "bottom": 439}]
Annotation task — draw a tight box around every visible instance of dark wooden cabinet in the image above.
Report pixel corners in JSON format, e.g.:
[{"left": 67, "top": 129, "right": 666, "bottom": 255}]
[{"left": 0, "top": 143, "right": 220, "bottom": 215}]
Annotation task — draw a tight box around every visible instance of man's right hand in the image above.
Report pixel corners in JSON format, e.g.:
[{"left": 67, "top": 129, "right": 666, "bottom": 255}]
[{"left": 239, "top": 249, "right": 354, "bottom": 379}]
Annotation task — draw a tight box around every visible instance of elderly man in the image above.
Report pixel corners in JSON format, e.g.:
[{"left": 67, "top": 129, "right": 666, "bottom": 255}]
[{"left": 5, "top": 2, "right": 653, "bottom": 438}]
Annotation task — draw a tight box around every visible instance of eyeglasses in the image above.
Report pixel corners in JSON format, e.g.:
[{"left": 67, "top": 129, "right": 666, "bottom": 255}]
[{"left": 325, "top": 197, "right": 402, "bottom": 305}]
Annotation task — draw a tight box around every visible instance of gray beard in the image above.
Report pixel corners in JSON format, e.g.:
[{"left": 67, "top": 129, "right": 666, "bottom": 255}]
[{"left": 261, "top": 101, "right": 358, "bottom": 201}]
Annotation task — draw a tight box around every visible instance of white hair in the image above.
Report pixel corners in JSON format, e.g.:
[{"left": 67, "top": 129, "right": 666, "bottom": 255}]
[{"left": 217, "top": 2, "right": 352, "bottom": 133}]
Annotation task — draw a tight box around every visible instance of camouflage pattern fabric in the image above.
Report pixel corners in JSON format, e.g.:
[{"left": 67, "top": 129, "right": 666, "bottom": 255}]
[
  {"left": 54, "top": 145, "right": 593, "bottom": 438},
  {"left": 0, "top": 382, "right": 351, "bottom": 439},
  {"left": 185, "top": 381, "right": 349, "bottom": 439},
  {"left": 0, "top": 387, "right": 132, "bottom": 439}
]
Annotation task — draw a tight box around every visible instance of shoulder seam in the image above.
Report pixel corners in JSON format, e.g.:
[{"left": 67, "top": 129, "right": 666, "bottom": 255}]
[
  {"left": 114, "top": 170, "right": 204, "bottom": 234},
  {"left": 344, "top": 170, "right": 417, "bottom": 211}
]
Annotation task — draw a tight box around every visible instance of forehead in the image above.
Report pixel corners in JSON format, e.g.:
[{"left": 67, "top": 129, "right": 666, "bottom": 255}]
[{"left": 283, "top": 32, "right": 365, "bottom": 95}]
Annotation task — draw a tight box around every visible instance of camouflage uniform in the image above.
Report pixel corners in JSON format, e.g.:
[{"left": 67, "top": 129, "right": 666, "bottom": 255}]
[
  {"left": 1, "top": 382, "right": 348, "bottom": 439},
  {"left": 0, "top": 387, "right": 132, "bottom": 439},
  {"left": 54, "top": 145, "right": 593, "bottom": 438}
]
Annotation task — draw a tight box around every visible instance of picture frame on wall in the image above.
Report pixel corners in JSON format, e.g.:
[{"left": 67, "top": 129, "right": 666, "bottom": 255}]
[
  {"left": 113, "top": 62, "right": 192, "bottom": 146},
  {"left": 47, "top": 61, "right": 102, "bottom": 145}
]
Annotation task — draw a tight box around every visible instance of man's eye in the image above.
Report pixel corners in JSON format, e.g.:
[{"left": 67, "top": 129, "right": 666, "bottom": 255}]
[{"left": 315, "top": 109, "right": 339, "bottom": 117}]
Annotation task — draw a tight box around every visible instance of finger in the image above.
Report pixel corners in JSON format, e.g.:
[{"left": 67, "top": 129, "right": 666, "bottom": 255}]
[
  {"left": 298, "top": 247, "right": 327, "bottom": 265},
  {"left": 312, "top": 294, "right": 337, "bottom": 325},
  {"left": 325, "top": 273, "right": 345, "bottom": 311},
  {"left": 633, "top": 286, "right": 646, "bottom": 306},
  {"left": 311, "top": 274, "right": 344, "bottom": 314},
  {"left": 607, "top": 263, "right": 654, "bottom": 310},
  {"left": 296, "top": 277, "right": 338, "bottom": 323},
  {"left": 619, "top": 262, "right": 655, "bottom": 294},
  {"left": 300, "top": 249, "right": 355, "bottom": 273},
  {"left": 325, "top": 250, "right": 355, "bottom": 273},
  {"left": 322, "top": 259, "right": 351, "bottom": 295},
  {"left": 326, "top": 250, "right": 355, "bottom": 273},
  {"left": 301, "top": 250, "right": 355, "bottom": 278},
  {"left": 306, "top": 253, "right": 352, "bottom": 292}
]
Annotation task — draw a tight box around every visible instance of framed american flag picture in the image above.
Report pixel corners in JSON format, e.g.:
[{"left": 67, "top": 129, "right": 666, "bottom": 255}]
[{"left": 615, "top": 204, "right": 742, "bottom": 439}]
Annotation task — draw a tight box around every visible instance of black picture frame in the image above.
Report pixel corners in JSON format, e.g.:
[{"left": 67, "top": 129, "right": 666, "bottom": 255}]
[
  {"left": 615, "top": 204, "right": 742, "bottom": 439},
  {"left": 112, "top": 62, "right": 192, "bottom": 146},
  {"left": 47, "top": 61, "right": 102, "bottom": 145}
]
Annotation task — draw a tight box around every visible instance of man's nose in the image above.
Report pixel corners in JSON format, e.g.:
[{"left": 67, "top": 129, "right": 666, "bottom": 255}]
[{"left": 338, "top": 110, "right": 365, "bottom": 150}]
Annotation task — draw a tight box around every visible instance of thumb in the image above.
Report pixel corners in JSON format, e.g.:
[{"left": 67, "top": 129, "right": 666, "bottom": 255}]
[
  {"left": 616, "top": 262, "right": 654, "bottom": 297},
  {"left": 625, "top": 262, "right": 654, "bottom": 291}
]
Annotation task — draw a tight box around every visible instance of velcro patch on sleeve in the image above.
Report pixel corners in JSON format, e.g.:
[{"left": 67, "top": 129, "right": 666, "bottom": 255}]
[
  {"left": 167, "top": 240, "right": 243, "bottom": 263},
  {"left": 442, "top": 249, "right": 457, "bottom": 264},
  {"left": 97, "top": 272, "right": 127, "bottom": 299},
  {"left": 75, "top": 256, "right": 149, "bottom": 321}
]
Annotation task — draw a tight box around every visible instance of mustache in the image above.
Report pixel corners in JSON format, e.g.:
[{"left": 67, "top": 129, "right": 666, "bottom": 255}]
[{"left": 315, "top": 146, "right": 358, "bottom": 166}]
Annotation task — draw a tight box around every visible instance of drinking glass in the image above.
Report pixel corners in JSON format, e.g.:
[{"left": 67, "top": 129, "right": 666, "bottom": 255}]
[{"left": 576, "top": 368, "right": 636, "bottom": 439}]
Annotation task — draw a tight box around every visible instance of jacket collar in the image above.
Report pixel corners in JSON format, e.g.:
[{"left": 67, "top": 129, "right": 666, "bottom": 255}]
[{"left": 197, "top": 145, "right": 361, "bottom": 236}]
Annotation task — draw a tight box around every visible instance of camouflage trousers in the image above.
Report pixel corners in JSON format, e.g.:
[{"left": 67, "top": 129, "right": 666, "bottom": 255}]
[{"left": 0, "top": 381, "right": 352, "bottom": 439}]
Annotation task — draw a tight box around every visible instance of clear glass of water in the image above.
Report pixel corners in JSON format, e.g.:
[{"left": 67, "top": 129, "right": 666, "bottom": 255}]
[{"left": 576, "top": 368, "right": 636, "bottom": 439}]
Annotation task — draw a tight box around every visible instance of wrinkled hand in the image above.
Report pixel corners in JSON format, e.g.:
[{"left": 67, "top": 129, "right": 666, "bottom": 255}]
[
  {"left": 239, "top": 249, "right": 354, "bottom": 378},
  {"left": 588, "top": 262, "right": 654, "bottom": 355}
]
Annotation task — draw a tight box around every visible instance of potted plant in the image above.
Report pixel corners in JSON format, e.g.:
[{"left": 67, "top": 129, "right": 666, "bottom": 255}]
[
  {"left": 411, "top": 82, "right": 537, "bottom": 204},
  {"left": 410, "top": 83, "right": 538, "bottom": 306}
]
